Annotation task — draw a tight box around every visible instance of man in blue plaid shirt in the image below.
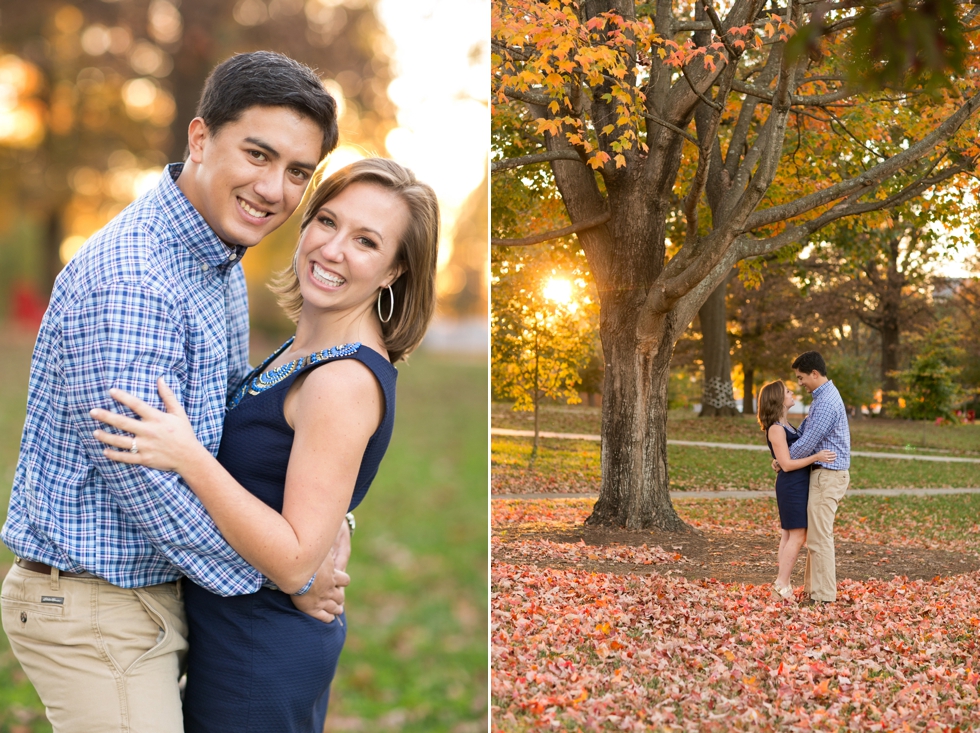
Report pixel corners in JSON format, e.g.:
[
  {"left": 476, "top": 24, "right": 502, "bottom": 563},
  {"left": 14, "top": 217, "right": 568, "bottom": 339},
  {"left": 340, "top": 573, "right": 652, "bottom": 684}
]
[
  {"left": 1, "top": 52, "right": 346, "bottom": 731},
  {"left": 788, "top": 351, "right": 851, "bottom": 605}
]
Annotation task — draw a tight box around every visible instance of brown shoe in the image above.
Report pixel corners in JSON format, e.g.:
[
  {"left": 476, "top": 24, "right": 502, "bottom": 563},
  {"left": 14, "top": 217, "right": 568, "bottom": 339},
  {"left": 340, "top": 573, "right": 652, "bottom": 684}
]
[{"left": 801, "top": 597, "right": 832, "bottom": 606}]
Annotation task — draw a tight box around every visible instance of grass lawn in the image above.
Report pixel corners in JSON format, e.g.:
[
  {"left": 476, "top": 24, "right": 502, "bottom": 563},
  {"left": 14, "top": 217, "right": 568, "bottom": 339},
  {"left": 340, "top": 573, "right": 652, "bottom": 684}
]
[
  {"left": 0, "top": 328, "right": 488, "bottom": 733},
  {"left": 492, "top": 435, "right": 980, "bottom": 493},
  {"left": 492, "top": 403, "right": 980, "bottom": 456}
]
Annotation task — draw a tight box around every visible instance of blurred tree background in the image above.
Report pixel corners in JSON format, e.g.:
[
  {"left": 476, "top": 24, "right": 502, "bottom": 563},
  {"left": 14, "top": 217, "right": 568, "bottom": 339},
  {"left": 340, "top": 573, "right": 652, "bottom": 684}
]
[
  {"left": 0, "top": 0, "right": 488, "bottom": 333},
  {"left": 0, "top": 1, "right": 489, "bottom": 731}
]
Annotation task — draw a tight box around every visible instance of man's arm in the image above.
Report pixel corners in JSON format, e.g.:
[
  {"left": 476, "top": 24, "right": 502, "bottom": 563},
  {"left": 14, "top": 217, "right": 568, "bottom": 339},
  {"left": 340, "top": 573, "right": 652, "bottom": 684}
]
[
  {"left": 62, "top": 281, "right": 264, "bottom": 595},
  {"left": 788, "top": 400, "right": 831, "bottom": 460}
]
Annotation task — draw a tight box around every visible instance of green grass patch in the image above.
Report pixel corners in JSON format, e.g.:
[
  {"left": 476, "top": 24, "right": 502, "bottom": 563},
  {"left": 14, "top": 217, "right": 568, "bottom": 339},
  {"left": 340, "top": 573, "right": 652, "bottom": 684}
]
[
  {"left": 0, "top": 332, "right": 487, "bottom": 732},
  {"left": 0, "top": 330, "right": 47, "bottom": 733},
  {"left": 328, "top": 353, "right": 488, "bottom": 731},
  {"left": 492, "top": 435, "right": 980, "bottom": 494},
  {"left": 493, "top": 403, "right": 980, "bottom": 455}
]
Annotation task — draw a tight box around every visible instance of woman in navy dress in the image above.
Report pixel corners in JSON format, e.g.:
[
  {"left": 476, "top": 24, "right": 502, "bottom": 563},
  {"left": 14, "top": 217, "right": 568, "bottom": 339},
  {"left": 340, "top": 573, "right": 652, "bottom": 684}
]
[
  {"left": 90, "top": 159, "right": 439, "bottom": 731},
  {"left": 757, "top": 380, "right": 836, "bottom": 602}
]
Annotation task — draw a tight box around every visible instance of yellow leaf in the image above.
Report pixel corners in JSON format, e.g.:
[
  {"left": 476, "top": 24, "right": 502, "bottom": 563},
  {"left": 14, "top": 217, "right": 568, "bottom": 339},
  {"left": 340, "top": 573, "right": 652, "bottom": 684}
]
[
  {"left": 601, "top": 124, "right": 615, "bottom": 135},
  {"left": 614, "top": 154, "right": 626, "bottom": 168},
  {"left": 764, "top": 22, "right": 774, "bottom": 37},
  {"left": 549, "top": 100, "right": 560, "bottom": 114}
]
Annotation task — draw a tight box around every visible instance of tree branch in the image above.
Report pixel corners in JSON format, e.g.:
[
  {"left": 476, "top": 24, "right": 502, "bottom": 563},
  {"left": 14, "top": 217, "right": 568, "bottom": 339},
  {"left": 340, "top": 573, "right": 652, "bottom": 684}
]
[
  {"left": 643, "top": 113, "right": 698, "bottom": 145},
  {"left": 496, "top": 86, "right": 552, "bottom": 107},
  {"left": 743, "top": 91, "right": 980, "bottom": 231},
  {"left": 682, "top": 63, "right": 724, "bottom": 112},
  {"left": 730, "top": 79, "right": 852, "bottom": 107},
  {"left": 740, "top": 159, "right": 974, "bottom": 258},
  {"left": 491, "top": 212, "right": 611, "bottom": 247},
  {"left": 491, "top": 150, "right": 584, "bottom": 172}
]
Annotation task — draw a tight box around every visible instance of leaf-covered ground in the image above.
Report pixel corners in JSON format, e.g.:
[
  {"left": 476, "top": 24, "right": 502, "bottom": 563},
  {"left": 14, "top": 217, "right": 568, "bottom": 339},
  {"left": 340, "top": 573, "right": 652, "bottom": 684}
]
[{"left": 492, "top": 496, "right": 980, "bottom": 731}]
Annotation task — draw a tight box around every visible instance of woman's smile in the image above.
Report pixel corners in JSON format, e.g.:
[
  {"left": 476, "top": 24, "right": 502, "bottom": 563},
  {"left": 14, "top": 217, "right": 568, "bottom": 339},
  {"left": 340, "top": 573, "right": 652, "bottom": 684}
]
[{"left": 310, "top": 262, "right": 346, "bottom": 288}]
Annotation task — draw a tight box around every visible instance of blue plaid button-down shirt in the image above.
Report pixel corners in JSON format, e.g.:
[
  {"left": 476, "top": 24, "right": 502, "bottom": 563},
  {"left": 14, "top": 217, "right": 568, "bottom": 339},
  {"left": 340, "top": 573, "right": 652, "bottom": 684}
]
[
  {"left": 1, "top": 163, "right": 269, "bottom": 596},
  {"left": 789, "top": 379, "right": 851, "bottom": 470}
]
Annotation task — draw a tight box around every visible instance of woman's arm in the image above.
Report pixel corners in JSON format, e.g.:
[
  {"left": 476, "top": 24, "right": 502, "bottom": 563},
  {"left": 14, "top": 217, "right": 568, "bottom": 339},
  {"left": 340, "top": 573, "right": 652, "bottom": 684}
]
[
  {"left": 91, "top": 360, "right": 382, "bottom": 594},
  {"left": 768, "top": 425, "right": 836, "bottom": 471}
]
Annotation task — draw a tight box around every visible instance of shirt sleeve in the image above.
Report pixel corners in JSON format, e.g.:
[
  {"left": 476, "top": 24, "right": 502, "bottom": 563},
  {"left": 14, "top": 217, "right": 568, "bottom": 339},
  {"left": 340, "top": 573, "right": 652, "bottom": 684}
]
[
  {"left": 225, "top": 264, "right": 252, "bottom": 401},
  {"left": 61, "top": 280, "right": 266, "bottom": 595},
  {"left": 788, "top": 399, "right": 829, "bottom": 460}
]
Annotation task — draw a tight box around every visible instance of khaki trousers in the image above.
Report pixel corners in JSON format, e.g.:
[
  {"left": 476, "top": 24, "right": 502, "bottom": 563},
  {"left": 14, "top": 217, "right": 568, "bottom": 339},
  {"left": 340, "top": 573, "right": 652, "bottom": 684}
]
[
  {"left": 1, "top": 563, "right": 188, "bottom": 733},
  {"left": 803, "top": 468, "right": 850, "bottom": 602}
]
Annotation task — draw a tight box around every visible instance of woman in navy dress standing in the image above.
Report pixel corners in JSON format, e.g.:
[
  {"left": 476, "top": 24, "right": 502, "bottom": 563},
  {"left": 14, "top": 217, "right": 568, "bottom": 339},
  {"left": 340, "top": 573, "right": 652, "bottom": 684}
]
[
  {"left": 90, "top": 158, "right": 439, "bottom": 731},
  {"left": 757, "top": 380, "right": 836, "bottom": 602}
]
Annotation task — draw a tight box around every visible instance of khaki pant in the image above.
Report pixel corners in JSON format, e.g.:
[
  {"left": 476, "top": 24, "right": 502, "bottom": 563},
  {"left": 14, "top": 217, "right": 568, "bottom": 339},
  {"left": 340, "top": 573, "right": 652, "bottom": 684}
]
[
  {"left": 1, "top": 562, "right": 188, "bottom": 733},
  {"left": 803, "top": 468, "right": 850, "bottom": 602}
]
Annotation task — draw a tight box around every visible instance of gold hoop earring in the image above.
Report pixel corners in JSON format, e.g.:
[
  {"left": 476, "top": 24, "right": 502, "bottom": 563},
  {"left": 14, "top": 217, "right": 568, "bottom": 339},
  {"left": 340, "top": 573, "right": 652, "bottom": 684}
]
[{"left": 377, "top": 285, "right": 394, "bottom": 324}]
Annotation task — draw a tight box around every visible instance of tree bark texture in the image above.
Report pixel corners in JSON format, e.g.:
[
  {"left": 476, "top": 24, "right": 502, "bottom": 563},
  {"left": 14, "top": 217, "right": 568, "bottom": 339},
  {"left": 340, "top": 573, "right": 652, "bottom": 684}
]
[
  {"left": 698, "top": 281, "right": 740, "bottom": 417},
  {"left": 742, "top": 365, "right": 755, "bottom": 415},
  {"left": 585, "top": 295, "right": 687, "bottom": 531}
]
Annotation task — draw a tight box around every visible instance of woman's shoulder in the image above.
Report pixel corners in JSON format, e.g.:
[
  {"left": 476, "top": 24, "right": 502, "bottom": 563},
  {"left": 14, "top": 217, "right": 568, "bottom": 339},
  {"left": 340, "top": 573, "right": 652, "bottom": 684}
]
[
  {"left": 300, "top": 354, "right": 384, "bottom": 397},
  {"left": 767, "top": 423, "right": 788, "bottom": 441}
]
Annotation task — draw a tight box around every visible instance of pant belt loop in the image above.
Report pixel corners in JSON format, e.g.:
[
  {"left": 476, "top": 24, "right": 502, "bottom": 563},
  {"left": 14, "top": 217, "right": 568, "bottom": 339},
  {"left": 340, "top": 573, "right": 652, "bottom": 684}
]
[{"left": 49, "top": 566, "right": 60, "bottom": 591}]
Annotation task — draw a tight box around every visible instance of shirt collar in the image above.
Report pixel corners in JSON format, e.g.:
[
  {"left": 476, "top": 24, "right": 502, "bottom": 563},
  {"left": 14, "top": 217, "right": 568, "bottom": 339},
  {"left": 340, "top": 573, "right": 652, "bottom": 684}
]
[
  {"left": 155, "top": 163, "right": 248, "bottom": 269},
  {"left": 812, "top": 380, "right": 834, "bottom": 399}
]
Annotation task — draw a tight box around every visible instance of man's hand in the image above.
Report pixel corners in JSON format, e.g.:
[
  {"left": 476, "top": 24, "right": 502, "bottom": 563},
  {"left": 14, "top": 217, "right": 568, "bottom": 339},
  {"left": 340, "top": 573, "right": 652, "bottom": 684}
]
[
  {"left": 771, "top": 458, "right": 781, "bottom": 473},
  {"left": 289, "top": 521, "right": 353, "bottom": 623}
]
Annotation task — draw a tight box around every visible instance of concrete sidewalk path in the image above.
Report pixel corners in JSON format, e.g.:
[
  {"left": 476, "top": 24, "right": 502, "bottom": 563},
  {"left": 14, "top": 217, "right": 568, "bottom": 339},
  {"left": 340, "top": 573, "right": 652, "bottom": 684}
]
[
  {"left": 493, "top": 487, "right": 980, "bottom": 501},
  {"left": 491, "top": 428, "right": 980, "bottom": 463}
]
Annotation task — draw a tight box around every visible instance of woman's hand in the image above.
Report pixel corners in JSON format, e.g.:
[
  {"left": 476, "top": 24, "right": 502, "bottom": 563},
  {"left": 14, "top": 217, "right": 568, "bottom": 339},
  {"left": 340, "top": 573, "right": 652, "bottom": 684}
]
[
  {"left": 90, "top": 377, "right": 207, "bottom": 474},
  {"left": 815, "top": 450, "right": 837, "bottom": 463}
]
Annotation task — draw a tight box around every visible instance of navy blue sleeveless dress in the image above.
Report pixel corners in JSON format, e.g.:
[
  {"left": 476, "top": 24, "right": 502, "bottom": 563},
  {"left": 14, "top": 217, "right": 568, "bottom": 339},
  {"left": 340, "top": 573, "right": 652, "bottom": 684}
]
[
  {"left": 181, "top": 338, "right": 397, "bottom": 733},
  {"left": 766, "top": 424, "right": 809, "bottom": 530}
]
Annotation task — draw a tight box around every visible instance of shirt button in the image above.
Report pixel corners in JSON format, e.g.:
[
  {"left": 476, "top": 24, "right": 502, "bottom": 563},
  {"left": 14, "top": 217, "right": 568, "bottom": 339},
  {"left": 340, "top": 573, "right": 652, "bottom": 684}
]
[
  {"left": 201, "top": 263, "right": 210, "bottom": 271},
  {"left": 228, "top": 251, "right": 237, "bottom": 260}
]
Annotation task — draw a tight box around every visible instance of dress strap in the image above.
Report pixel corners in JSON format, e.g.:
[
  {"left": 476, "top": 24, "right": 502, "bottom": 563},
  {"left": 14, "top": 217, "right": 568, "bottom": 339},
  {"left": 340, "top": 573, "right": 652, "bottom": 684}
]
[{"left": 227, "top": 340, "right": 361, "bottom": 410}]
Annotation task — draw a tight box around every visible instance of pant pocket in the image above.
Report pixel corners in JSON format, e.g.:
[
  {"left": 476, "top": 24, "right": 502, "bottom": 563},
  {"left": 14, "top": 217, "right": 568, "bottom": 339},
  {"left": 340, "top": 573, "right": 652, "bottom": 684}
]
[
  {"left": 1, "top": 565, "right": 67, "bottom": 621},
  {"left": 96, "top": 584, "right": 167, "bottom": 675}
]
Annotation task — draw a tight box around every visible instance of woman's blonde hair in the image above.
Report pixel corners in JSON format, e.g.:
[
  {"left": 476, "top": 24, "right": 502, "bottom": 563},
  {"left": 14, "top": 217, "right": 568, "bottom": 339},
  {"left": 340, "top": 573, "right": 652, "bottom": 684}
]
[
  {"left": 269, "top": 158, "right": 439, "bottom": 363},
  {"left": 757, "top": 380, "right": 787, "bottom": 432}
]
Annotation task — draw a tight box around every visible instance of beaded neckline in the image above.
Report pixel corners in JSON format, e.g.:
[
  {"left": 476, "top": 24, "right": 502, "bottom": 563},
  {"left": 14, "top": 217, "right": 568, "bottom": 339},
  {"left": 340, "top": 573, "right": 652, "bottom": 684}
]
[{"left": 228, "top": 336, "right": 361, "bottom": 410}]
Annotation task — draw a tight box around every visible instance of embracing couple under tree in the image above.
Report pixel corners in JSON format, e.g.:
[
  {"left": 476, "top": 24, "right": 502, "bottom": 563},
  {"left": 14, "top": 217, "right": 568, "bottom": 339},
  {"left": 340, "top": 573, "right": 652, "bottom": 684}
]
[{"left": 757, "top": 351, "right": 852, "bottom": 606}]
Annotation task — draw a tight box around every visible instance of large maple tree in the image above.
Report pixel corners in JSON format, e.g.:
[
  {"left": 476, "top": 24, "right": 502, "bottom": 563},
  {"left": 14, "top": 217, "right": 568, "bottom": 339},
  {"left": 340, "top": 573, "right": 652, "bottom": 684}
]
[{"left": 491, "top": 0, "right": 980, "bottom": 530}]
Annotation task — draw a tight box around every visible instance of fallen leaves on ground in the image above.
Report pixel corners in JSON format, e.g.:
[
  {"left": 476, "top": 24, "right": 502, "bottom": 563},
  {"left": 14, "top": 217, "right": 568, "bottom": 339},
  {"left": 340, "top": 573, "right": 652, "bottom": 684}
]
[
  {"left": 492, "top": 496, "right": 980, "bottom": 731},
  {"left": 492, "top": 563, "right": 980, "bottom": 731},
  {"left": 492, "top": 536, "right": 686, "bottom": 566}
]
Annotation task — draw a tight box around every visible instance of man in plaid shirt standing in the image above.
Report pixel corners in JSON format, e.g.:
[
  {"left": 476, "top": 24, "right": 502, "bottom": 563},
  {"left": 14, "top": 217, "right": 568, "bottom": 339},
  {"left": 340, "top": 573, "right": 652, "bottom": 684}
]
[
  {"left": 788, "top": 351, "right": 852, "bottom": 605},
  {"left": 1, "top": 52, "right": 349, "bottom": 731}
]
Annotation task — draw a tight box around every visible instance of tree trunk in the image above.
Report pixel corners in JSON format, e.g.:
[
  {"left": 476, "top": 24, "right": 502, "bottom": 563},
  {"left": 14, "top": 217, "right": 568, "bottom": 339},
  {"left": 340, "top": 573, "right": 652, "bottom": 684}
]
[
  {"left": 698, "top": 281, "right": 739, "bottom": 417},
  {"left": 880, "top": 314, "right": 900, "bottom": 416},
  {"left": 167, "top": 11, "right": 217, "bottom": 161},
  {"left": 43, "top": 207, "right": 63, "bottom": 293},
  {"left": 742, "top": 365, "right": 754, "bottom": 416},
  {"left": 585, "top": 298, "right": 689, "bottom": 531}
]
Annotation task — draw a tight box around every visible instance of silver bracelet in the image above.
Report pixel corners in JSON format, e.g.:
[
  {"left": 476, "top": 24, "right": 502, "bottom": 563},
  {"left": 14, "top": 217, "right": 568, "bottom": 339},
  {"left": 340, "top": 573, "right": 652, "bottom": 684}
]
[{"left": 345, "top": 512, "right": 355, "bottom": 538}]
